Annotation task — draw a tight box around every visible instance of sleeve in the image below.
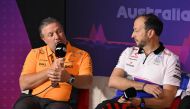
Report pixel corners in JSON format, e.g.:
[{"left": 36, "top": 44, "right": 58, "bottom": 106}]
[
  {"left": 21, "top": 49, "right": 38, "bottom": 75},
  {"left": 163, "top": 54, "right": 181, "bottom": 86},
  {"left": 115, "top": 47, "right": 130, "bottom": 70},
  {"left": 78, "top": 52, "right": 93, "bottom": 76}
]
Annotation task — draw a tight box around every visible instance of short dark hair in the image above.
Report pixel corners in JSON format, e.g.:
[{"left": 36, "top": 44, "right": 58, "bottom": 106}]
[
  {"left": 39, "top": 17, "right": 63, "bottom": 37},
  {"left": 135, "top": 13, "right": 163, "bottom": 36}
]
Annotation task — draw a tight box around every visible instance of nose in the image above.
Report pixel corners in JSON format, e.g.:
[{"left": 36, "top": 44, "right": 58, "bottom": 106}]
[
  {"left": 54, "top": 32, "right": 60, "bottom": 40},
  {"left": 131, "top": 32, "right": 135, "bottom": 38}
]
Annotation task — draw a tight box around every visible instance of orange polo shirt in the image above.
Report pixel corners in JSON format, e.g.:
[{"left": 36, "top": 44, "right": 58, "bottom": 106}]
[{"left": 21, "top": 42, "right": 93, "bottom": 101}]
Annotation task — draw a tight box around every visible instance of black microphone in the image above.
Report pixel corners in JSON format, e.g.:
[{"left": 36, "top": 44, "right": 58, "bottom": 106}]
[
  {"left": 52, "top": 42, "right": 66, "bottom": 87},
  {"left": 55, "top": 43, "right": 66, "bottom": 58},
  {"left": 123, "top": 87, "right": 137, "bottom": 99}
]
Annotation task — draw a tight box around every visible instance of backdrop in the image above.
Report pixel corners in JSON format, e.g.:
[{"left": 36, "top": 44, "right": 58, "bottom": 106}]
[
  {"left": 66, "top": 0, "right": 190, "bottom": 76},
  {"left": 0, "top": 0, "right": 190, "bottom": 109}
]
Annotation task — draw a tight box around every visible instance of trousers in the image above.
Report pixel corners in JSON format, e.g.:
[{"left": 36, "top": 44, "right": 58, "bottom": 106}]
[{"left": 13, "top": 93, "right": 71, "bottom": 109}]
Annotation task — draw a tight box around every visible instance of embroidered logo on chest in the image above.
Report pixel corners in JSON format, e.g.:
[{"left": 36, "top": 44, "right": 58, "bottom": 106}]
[
  {"left": 38, "top": 59, "right": 48, "bottom": 67},
  {"left": 153, "top": 55, "right": 163, "bottom": 65}
]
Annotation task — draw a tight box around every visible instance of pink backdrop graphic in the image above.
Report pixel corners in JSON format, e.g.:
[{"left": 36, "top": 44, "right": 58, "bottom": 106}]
[{"left": 73, "top": 24, "right": 190, "bottom": 72}]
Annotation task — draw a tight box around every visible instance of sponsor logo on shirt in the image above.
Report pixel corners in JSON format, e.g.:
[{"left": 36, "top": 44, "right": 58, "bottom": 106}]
[
  {"left": 39, "top": 62, "right": 46, "bottom": 67},
  {"left": 163, "top": 50, "right": 171, "bottom": 56},
  {"left": 39, "top": 59, "right": 48, "bottom": 67},
  {"left": 129, "top": 57, "right": 138, "bottom": 61},
  {"left": 65, "top": 65, "right": 73, "bottom": 68},
  {"left": 130, "top": 53, "right": 138, "bottom": 58},
  {"left": 126, "top": 61, "right": 134, "bottom": 67},
  {"left": 153, "top": 55, "right": 163, "bottom": 65}
]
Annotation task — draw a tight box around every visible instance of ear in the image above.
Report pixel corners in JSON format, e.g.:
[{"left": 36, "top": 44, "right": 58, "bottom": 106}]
[
  {"left": 147, "top": 29, "right": 155, "bottom": 38},
  {"left": 41, "top": 37, "right": 47, "bottom": 43}
]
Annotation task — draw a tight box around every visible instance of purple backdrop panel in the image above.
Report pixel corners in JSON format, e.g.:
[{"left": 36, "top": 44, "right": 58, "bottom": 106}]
[
  {"left": 67, "top": 0, "right": 190, "bottom": 75},
  {"left": 0, "top": 0, "right": 31, "bottom": 109}
]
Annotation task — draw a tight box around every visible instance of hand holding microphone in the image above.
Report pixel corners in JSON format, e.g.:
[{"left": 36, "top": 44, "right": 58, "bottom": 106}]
[
  {"left": 118, "top": 87, "right": 137, "bottom": 103},
  {"left": 118, "top": 87, "right": 146, "bottom": 108},
  {"left": 124, "top": 87, "right": 137, "bottom": 99},
  {"left": 50, "top": 43, "right": 66, "bottom": 87}
]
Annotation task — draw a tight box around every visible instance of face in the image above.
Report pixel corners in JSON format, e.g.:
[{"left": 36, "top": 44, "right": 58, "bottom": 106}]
[
  {"left": 131, "top": 17, "right": 149, "bottom": 48},
  {"left": 41, "top": 22, "right": 67, "bottom": 51}
]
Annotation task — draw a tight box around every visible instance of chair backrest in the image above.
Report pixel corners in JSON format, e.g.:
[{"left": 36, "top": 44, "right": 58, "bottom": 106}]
[
  {"left": 180, "top": 73, "right": 190, "bottom": 90},
  {"left": 70, "top": 87, "right": 89, "bottom": 109}
]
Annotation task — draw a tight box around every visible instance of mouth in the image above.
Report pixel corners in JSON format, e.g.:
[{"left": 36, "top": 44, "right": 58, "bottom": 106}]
[{"left": 55, "top": 41, "right": 62, "bottom": 45}]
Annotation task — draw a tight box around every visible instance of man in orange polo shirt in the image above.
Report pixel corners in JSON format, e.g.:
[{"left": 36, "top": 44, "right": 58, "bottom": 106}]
[{"left": 14, "top": 17, "right": 93, "bottom": 109}]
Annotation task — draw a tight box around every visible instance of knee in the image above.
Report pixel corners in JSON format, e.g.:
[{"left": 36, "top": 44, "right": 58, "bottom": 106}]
[
  {"left": 13, "top": 99, "right": 40, "bottom": 109},
  {"left": 46, "top": 102, "right": 71, "bottom": 109},
  {"left": 13, "top": 101, "right": 29, "bottom": 109}
]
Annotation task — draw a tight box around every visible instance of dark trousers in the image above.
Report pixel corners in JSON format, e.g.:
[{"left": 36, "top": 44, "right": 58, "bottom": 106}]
[
  {"left": 13, "top": 93, "right": 71, "bottom": 109},
  {"left": 178, "top": 95, "right": 190, "bottom": 109}
]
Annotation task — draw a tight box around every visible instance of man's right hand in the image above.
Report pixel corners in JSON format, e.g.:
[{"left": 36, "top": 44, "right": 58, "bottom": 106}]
[
  {"left": 51, "top": 58, "right": 65, "bottom": 70},
  {"left": 47, "top": 58, "right": 64, "bottom": 86},
  {"left": 47, "top": 58, "right": 71, "bottom": 83}
]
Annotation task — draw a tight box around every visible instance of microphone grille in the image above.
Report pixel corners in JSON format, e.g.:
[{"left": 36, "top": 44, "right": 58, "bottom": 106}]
[
  {"left": 124, "top": 87, "right": 137, "bottom": 98},
  {"left": 55, "top": 43, "right": 66, "bottom": 58}
]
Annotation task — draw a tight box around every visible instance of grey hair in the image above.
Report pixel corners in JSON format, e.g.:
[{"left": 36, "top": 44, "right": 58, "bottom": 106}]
[{"left": 39, "top": 17, "right": 63, "bottom": 37}]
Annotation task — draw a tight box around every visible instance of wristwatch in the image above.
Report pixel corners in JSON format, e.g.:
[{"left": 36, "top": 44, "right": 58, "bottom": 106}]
[
  {"left": 140, "top": 98, "right": 145, "bottom": 109},
  {"left": 67, "top": 75, "right": 75, "bottom": 84}
]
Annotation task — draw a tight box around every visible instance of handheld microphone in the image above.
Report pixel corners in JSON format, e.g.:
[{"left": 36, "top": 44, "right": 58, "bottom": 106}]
[
  {"left": 123, "top": 87, "right": 137, "bottom": 99},
  {"left": 55, "top": 43, "right": 66, "bottom": 58},
  {"left": 52, "top": 42, "right": 66, "bottom": 87}
]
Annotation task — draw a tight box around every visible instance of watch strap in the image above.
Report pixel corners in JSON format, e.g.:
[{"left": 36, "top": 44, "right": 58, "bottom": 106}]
[
  {"left": 67, "top": 75, "right": 75, "bottom": 84},
  {"left": 140, "top": 98, "right": 145, "bottom": 108}
]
